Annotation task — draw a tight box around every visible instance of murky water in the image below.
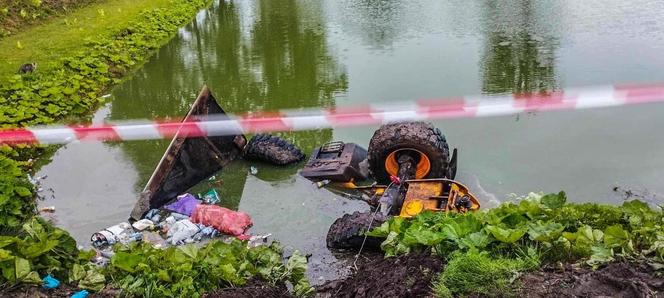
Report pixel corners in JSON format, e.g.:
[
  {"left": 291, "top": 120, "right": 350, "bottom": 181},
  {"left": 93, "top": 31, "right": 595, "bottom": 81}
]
[{"left": 38, "top": 0, "right": 664, "bottom": 282}]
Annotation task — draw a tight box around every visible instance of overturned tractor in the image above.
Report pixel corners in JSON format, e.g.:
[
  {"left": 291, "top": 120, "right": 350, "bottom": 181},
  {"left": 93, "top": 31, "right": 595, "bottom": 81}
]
[{"left": 301, "top": 121, "right": 480, "bottom": 250}]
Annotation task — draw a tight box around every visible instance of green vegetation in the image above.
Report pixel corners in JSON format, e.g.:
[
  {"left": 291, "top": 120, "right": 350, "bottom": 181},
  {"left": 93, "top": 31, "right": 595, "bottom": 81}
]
[
  {"left": 434, "top": 250, "right": 538, "bottom": 297},
  {"left": 368, "top": 192, "right": 664, "bottom": 296},
  {"left": 105, "top": 240, "right": 312, "bottom": 297},
  {"left": 0, "top": 155, "right": 36, "bottom": 229},
  {"left": 0, "top": 217, "right": 97, "bottom": 287},
  {"left": 0, "top": 217, "right": 313, "bottom": 296},
  {"left": 0, "top": 0, "right": 177, "bottom": 76}
]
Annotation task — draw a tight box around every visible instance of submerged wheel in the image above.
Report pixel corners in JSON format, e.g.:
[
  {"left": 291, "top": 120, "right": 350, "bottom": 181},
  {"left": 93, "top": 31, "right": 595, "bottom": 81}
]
[
  {"left": 326, "top": 211, "right": 388, "bottom": 250},
  {"left": 243, "top": 134, "right": 305, "bottom": 165},
  {"left": 367, "top": 122, "right": 450, "bottom": 184}
]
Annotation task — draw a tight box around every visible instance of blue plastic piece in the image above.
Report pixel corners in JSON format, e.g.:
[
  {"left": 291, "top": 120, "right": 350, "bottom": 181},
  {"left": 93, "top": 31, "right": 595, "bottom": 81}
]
[
  {"left": 42, "top": 274, "right": 60, "bottom": 289},
  {"left": 71, "top": 290, "right": 89, "bottom": 298}
]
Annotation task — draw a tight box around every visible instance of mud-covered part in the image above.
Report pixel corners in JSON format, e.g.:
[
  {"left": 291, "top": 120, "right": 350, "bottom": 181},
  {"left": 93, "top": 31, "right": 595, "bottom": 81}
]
[
  {"left": 326, "top": 211, "right": 388, "bottom": 250},
  {"left": 367, "top": 122, "right": 450, "bottom": 184},
  {"left": 316, "top": 252, "right": 443, "bottom": 298},
  {"left": 519, "top": 261, "right": 664, "bottom": 298},
  {"left": 243, "top": 134, "right": 305, "bottom": 165}
]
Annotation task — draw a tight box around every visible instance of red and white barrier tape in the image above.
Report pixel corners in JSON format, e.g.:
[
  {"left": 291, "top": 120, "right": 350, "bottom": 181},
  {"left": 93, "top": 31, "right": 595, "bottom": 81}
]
[{"left": 1, "top": 83, "right": 663, "bottom": 145}]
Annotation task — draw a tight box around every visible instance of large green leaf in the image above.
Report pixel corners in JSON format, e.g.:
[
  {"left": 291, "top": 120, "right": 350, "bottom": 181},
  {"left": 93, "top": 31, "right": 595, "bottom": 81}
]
[
  {"left": 528, "top": 221, "right": 564, "bottom": 242},
  {"left": 485, "top": 226, "right": 527, "bottom": 244},
  {"left": 603, "top": 225, "right": 633, "bottom": 252},
  {"left": 541, "top": 191, "right": 566, "bottom": 209},
  {"left": 111, "top": 251, "right": 142, "bottom": 273}
]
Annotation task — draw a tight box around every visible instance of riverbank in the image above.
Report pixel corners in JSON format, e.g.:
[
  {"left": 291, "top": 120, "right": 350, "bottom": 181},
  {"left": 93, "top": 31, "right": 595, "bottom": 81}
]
[
  {"left": 0, "top": 0, "right": 182, "bottom": 78},
  {"left": 0, "top": 0, "right": 211, "bottom": 227}
]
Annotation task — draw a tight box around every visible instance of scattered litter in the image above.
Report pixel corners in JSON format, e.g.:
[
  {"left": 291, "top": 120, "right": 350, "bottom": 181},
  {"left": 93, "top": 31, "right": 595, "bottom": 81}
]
[
  {"left": 315, "top": 179, "right": 331, "bottom": 188},
  {"left": 101, "top": 94, "right": 112, "bottom": 98},
  {"left": 247, "top": 234, "right": 271, "bottom": 248},
  {"left": 118, "top": 232, "right": 142, "bottom": 244},
  {"left": 167, "top": 219, "right": 199, "bottom": 245},
  {"left": 207, "top": 175, "right": 216, "bottom": 181},
  {"left": 250, "top": 166, "right": 258, "bottom": 175},
  {"left": 142, "top": 231, "right": 167, "bottom": 248},
  {"left": 193, "top": 224, "right": 218, "bottom": 241},
  {"left": 92, "top": 256, "right": 109, "bottom": 267},
  {"left": 164, "top": 193, "right": 201, "bottom": 216},
  {"left": 131, "top": 219, "right": 154, "bottom": 231},
  {"left": 190, "top": 205, "right": 252, "bottom": 237},
  {"left": 91, "top": 222, "right": 131, "bottom": 247},
  {"left": 498, "top": 41, "right": 511, "bottom": 46},
  {"left": 202, "top": 189, "right": 221, "bottom": 204},
  {"left": 144, "top": 209, "right": 162, "bottom": 223},
  {"left": 39, "top": 206, "right": 56, "bottom": 213},
  {"left": 42, "top": 274, "right": 60, "bottom": 289},
  {"left": 170, "top": 212, "right": 189, "bottom": 221},
  {"left": 71, "top": 290, "right": 89, "bottom": 298}
]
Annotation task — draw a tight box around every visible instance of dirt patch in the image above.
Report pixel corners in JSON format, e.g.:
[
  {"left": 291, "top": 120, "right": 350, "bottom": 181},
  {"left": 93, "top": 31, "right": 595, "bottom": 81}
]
[
  {"left": 519, "top": 261, "right": 664, "bottom": 298},
  {"left": 204, "top": 279, "right": 292, "bottom": 298},
  {"left": 316, "top": 252, "right": 442, "bottom": 298}
]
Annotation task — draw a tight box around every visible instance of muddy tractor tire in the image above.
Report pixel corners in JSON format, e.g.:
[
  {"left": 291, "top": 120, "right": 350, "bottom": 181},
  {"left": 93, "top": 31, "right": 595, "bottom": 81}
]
[
  {"left": 367, "top": 122, "right": 450, "bottom": 184},
  {"left": 327, "top": 211, "right": 388, "bottom": 250},
  {"left": 243, "top": 134, "right": 305, "bottom": 165}
]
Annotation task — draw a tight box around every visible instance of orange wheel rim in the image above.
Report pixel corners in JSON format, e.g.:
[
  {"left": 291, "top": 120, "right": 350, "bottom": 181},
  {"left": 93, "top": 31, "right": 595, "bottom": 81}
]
[{"left": 385, "top": 149, "right": 431, "bottom": 179}]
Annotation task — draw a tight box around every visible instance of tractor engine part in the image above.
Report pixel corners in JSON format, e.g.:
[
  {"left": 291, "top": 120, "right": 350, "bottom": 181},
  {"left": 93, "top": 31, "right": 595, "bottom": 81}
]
[
  {"left": 301, "top": 142, "right": 368, "bottom": 182},
  {"left": 243, "top": 134, "right": 305, "bottom": 165},
  {"left": 367, "top": 122, "right": 451, "bottom": 184}
]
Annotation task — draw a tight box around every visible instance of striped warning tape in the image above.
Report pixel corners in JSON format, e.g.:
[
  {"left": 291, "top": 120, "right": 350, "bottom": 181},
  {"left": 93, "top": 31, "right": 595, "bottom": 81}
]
[{"left": 1, "top": 83, "right": 663, "bottom": 145}]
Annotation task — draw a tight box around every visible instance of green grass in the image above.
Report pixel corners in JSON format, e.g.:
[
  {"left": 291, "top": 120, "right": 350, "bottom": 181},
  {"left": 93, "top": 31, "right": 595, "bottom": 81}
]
[
  {"left": 0, "top": 0, "right": 172, "bottom": 79},
  {"left": 435, "top": 250, "right": 539, "bottom": 297}
]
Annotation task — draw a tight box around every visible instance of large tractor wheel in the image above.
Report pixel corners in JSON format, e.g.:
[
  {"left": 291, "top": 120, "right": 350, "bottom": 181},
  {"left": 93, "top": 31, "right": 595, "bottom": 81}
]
[
  {"left": 367, "top": 122, "right": 450, "bottom": 184},
  {"left": 326, "top": 211, "right": 388, "bottom": 250},
  {"left": 243, "top": 134, "right": 305, "bottom": 165}
]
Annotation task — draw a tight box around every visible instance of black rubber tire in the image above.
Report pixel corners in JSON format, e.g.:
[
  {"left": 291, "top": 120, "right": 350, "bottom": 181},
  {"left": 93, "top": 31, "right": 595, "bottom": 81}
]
[
  {"left": 367, "top": 122, "right": 450, "bottom": 184},
  {"left": 243, "top": 134, "right": 305, "bottom": 165},
  {"left": 326, "top": 211, "right": 388, "bottom": 250}
]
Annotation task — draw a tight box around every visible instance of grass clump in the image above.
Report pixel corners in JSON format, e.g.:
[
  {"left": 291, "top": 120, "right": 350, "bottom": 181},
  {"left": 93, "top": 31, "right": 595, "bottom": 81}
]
[{"left": 435, "top": 250, "right": 537, "bottom": 297}]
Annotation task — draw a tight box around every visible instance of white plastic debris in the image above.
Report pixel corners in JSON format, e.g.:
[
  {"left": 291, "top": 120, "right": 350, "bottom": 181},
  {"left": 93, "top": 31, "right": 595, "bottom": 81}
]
[
  {"left": 167, "top": 219, "right": 200, "bottom": 245},
  {"left": 132, "top": 219, "right": 154, "bottom": 231}
]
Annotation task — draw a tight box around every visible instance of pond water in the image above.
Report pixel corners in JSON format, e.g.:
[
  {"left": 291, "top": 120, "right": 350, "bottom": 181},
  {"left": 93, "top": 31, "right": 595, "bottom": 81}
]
[{"left": 37, "top": 0, "right": 664, "bottom": 282}]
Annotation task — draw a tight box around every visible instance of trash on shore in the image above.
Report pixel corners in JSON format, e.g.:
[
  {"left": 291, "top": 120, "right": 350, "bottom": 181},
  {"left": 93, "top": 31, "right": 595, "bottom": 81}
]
[
  {"left": 201, "top": 189, "right": 221, "bottom": 204},
  {"left": 42, "top": 275, "right": 59, "bottom": 289},
  {"left": 39, "top": 206, "right": 56, "bottom": 213},
  {"left": 164, "top": 193, "right": 201, "bottom": 216},
  {"left": 91, "top": 190, "right": 261, "bottom": 263},
  {"left": 71, "top": 290, "right": 89, "bottom": 298},
  {"left": 190, "top": 204, "right": 253, "bottom": 237}
]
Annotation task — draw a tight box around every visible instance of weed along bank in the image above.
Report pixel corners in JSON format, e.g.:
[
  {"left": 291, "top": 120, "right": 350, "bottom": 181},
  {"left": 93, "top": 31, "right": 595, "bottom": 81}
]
[{"left": 3, "top": 0, "right": 664, "bottom": 297}]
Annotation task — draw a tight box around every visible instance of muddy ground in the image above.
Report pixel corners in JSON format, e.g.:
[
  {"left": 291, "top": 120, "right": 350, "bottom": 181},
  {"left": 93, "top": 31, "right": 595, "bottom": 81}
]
[
  {"left": 519, "top": 261, "right": 664, "bottom": 298},
  {"left": 205, "top": 279, "right": 292, "bottom": 298},
  {"left": 316, "top": 252, "right": 443, "bottom": 298}
]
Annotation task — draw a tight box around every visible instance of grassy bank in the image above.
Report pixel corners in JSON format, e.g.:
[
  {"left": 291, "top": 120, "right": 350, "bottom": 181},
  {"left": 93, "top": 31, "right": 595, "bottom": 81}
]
[
  {"left": 0, "top": 0, "right": 98, "bottom": 38},
  {"left": 0, "top": 0, "right": 177, "bottom": 78},
  {"left": 366, "top": 192, "right": 664, "bottom": 297},
  {"left": 0, "top": 0, "right": 212, "bottom": 228}
]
